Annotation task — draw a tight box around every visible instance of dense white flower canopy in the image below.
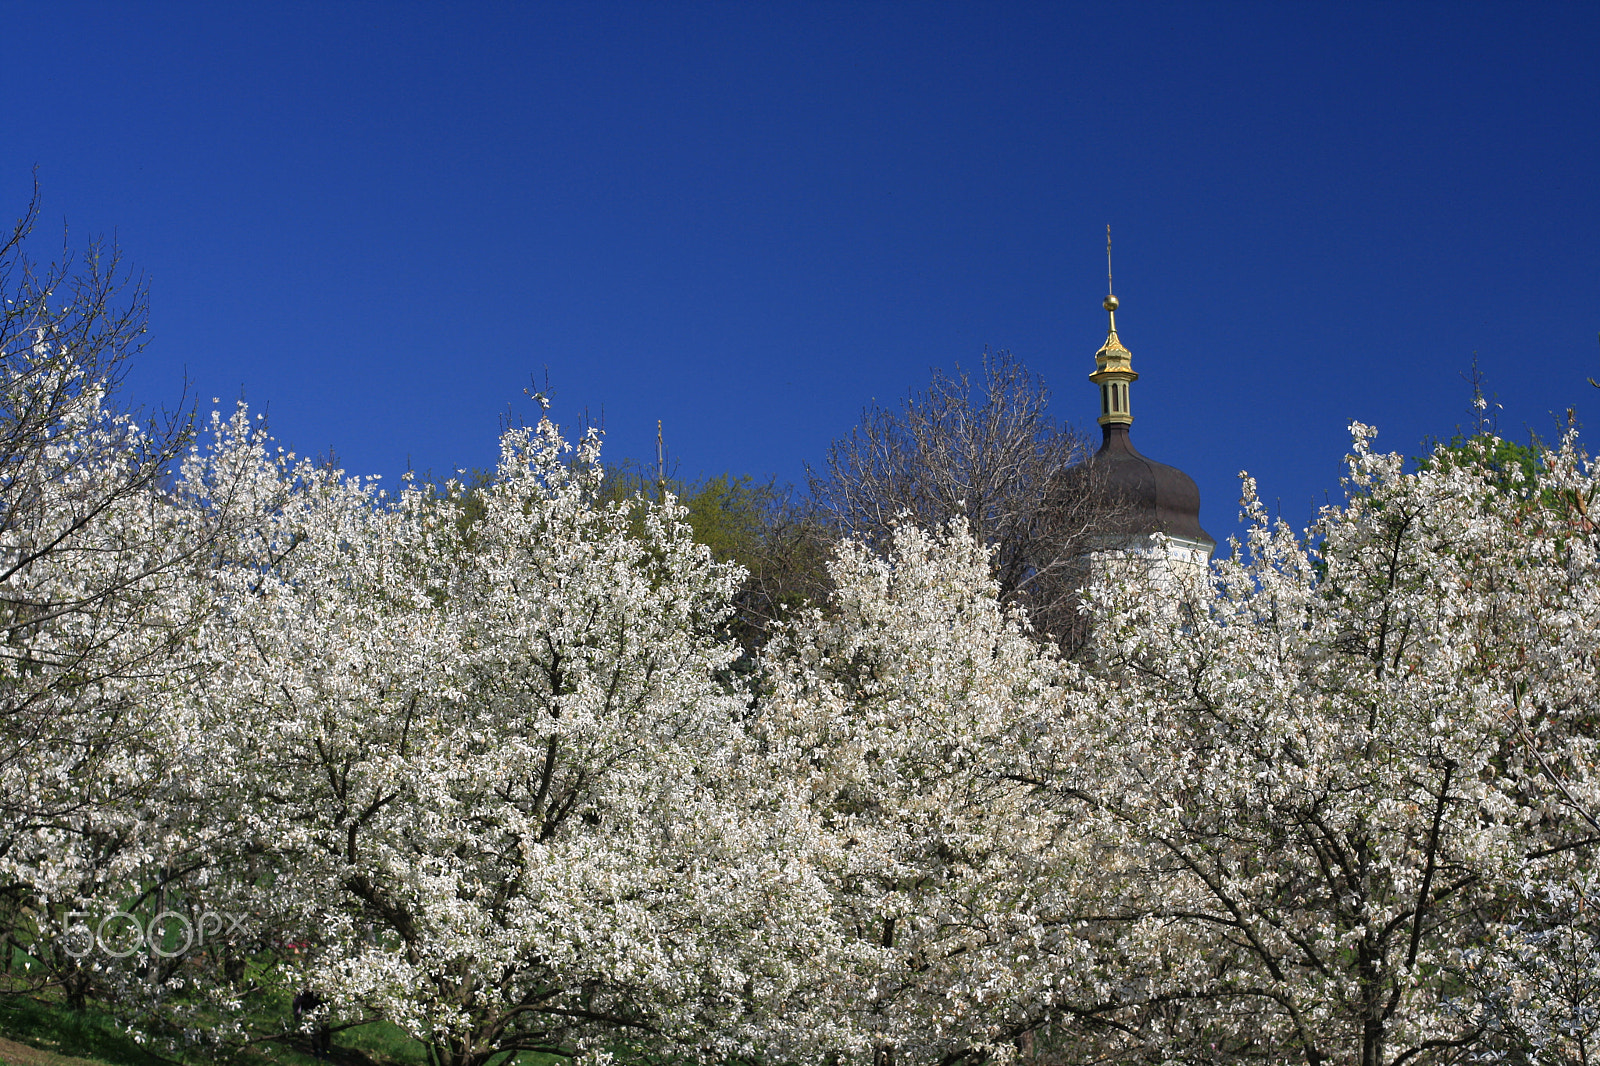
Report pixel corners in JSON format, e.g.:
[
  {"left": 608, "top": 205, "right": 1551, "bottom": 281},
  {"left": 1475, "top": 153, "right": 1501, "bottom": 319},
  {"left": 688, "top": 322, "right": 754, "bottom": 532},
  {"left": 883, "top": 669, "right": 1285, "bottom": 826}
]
[
  {"left": 169, "top": 413, "right": 837, "bottom": 1064},
  {"left": 5, "top": 387, "right": 1599, "bottom": 1066}
]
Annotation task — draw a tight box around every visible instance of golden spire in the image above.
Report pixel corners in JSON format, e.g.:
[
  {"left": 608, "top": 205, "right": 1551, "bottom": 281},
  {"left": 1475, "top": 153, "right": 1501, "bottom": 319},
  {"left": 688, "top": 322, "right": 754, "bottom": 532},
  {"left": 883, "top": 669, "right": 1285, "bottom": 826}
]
[
  {"left": 1090, "top": 226, "right": 1137, "bottom": 426},
  {"left": 1102, "top": 224, "right": 1124, "bottom": 338},
  {"left": 1105, "top": 224, "right": 1118, "bottom": 331}
]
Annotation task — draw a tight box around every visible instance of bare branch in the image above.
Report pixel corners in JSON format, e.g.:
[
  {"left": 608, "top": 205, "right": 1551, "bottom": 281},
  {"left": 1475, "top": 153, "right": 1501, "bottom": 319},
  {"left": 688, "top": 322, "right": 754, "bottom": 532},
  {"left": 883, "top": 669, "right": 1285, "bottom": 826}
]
[{"left": 809, "top": 349, "right": 1124, "bottom": 648}]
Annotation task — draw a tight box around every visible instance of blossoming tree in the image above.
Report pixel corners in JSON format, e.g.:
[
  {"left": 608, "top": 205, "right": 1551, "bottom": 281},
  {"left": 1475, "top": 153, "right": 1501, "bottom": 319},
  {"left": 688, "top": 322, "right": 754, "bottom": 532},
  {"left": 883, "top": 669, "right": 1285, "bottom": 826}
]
[
  {"left": 1016, "top": 424, "right": 1600, "bottom": 1065},
  {"left": 756, "top": 522, "right": 1119, "bottom": 1065},
  {"left": 761, "top": 421, "right": 1600, "bottom": 1066},
  {"left": 171, "top": 414, "right": 830, "bottom": 1066},
  {"left": 0, "top": 195, "right": 253, "bottom": 1010}
]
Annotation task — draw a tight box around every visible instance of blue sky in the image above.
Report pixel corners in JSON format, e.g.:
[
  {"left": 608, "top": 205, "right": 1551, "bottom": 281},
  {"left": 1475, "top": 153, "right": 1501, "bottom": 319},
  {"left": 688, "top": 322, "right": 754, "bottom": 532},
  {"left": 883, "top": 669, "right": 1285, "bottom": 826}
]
[{"left": 7, "top": 2, "right": 1598, "bottom": 543}]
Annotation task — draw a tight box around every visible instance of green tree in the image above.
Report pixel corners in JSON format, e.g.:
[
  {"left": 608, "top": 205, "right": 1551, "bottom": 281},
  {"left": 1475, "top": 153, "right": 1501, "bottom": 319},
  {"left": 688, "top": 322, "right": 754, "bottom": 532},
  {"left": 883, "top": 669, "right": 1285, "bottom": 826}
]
[{"left": 601, "top": 462, "right": 831, "bottom": 656}]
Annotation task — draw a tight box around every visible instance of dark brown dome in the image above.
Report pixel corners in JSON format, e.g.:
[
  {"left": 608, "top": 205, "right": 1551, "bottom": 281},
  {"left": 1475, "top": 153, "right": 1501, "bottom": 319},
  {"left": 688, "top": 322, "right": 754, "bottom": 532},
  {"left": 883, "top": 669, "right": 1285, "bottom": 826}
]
[{"left": 1077, "top": 423, "right": 1214, "bottom": 550}]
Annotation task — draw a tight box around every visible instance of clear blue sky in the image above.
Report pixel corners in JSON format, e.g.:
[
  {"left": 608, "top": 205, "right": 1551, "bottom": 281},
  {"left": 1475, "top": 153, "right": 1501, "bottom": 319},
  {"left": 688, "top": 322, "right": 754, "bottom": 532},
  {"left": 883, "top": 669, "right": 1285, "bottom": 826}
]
[{"left": 7, "top": 1, "right": 1598, "bottom": 542}]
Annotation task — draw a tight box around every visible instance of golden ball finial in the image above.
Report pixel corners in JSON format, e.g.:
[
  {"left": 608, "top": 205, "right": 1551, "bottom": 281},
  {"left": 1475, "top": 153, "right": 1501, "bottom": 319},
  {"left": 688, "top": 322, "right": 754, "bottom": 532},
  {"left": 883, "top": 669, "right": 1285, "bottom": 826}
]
[{"left": 1103, "top": 293, "right": 1119, "bottom": 312}]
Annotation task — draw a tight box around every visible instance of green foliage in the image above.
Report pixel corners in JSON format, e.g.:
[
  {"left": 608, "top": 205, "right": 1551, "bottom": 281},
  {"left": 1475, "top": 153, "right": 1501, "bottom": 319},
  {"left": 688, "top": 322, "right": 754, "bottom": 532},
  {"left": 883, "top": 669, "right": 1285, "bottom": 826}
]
[
  {"left": 598, "top": 462, "right": 833, "bottom": 655},
  {"left": 1412, "top": 357, "right": 1565, "bottom": 501},
  {"left": 445, "top": 468, "right": 495, "bottom": 537},
  {"left": 1413, "top": 430, "right": 1592, "bottom": 531},
  {"left": 598, "top": 462, "right": 781, "bottom": 566},
  {"left": 680, "top": 474, "right": 775, "bottom": 568},
  {"left": 1417, "top": 430, "right": 1544, "bottom": 492}
]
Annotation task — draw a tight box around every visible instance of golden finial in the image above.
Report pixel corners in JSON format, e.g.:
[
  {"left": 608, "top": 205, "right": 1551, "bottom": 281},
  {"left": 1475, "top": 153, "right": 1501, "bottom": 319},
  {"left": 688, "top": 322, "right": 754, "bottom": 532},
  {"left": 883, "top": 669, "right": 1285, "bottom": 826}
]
[
  {"left": 1090, "top": 227, "right": 1135, "bottom": 427},
  {"left": 1103, "top": 225, "right": 1119, "bottom": 318}
]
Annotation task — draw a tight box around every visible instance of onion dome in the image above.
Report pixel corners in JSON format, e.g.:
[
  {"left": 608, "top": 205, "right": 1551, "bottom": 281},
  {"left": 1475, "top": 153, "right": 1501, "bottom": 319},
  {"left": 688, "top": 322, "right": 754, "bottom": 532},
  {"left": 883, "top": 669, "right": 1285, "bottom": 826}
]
[{"left": 1077, "top": 287, "right": 1214, "bottom": 554}]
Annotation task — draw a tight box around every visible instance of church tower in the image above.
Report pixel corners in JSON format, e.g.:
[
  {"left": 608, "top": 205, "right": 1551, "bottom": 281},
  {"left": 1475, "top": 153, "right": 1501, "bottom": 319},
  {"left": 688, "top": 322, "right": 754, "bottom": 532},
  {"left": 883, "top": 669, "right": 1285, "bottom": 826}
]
[{"left": 1074, "top": 243, "right": 1214, "bottom": 579}]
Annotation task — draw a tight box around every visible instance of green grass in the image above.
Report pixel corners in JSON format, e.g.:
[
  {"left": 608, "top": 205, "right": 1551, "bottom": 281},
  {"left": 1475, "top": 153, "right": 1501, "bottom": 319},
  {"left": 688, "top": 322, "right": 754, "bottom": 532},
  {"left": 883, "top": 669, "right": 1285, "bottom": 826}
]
[
  {"left": 0, "top": 993, "right": 391, "bottom": 1066},
  {"left": 0, "top": 998, "right": 166, "bottom": 1066},
  {"left": 0, "top": 996, "right": 576, "bottom": 1066},
  {"left": 329, "top": 1020, "right": 428, "bottom": 1066}
]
